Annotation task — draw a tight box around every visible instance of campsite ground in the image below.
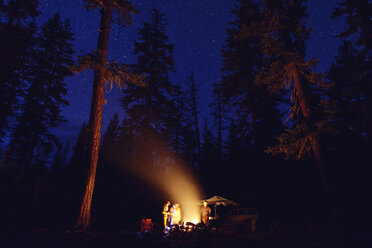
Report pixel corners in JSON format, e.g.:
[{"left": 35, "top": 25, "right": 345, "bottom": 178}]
[{"left": 1, "top": 227, "right": 371, "bottom": 248}]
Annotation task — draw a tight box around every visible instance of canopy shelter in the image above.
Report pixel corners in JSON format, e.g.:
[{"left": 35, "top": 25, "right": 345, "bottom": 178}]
[
  {"left": 201, "top": 195, "right": 239, "bottom": 218},
  {"left": 201, "top": 195, "right": 239, "bottom": 206}
]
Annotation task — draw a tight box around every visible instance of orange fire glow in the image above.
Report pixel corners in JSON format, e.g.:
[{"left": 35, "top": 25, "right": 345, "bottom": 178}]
[{"left": 123, "top": 135, "right": 204, "bottom": 224}]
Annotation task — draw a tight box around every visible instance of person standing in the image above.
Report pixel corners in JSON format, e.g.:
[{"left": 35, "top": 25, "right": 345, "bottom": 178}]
[
  {"left": 162, "top": 201, "right": 170, "bottom": 231},
  {"left": 200, "top": 201, "right": 211, "bottom": 226},
  {"left": 174, "top": 203, "right": 181, "bottom": 225}
]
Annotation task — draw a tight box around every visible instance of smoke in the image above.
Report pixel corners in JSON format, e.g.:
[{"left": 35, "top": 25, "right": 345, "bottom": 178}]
[{"left": 124, "top": 134, "right": 204, "bottom": 224}]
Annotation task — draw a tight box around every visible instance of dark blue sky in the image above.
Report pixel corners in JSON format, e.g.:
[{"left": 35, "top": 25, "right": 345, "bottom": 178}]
[{"left": 38, "top": 0, "right": 345, "bottom": 144}]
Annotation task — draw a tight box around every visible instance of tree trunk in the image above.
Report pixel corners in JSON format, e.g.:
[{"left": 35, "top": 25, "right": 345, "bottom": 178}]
[
  {"left": 312, "top": 136, "right": 335, "bottom": 220},
  {"left": 312, "top": 137, "right": 329, "bottom": 193},
  {"left": 293, "top": 67, "right": 328, "bottom": 182},
  {"left": 293, "top": 66, "right": 334, "bottom": 220},
  {"left": 76, "top": 2, "right": 113, "bottom": 231},
  {"left": 293, "top": 67, "right": 311, "bottom": 119}
]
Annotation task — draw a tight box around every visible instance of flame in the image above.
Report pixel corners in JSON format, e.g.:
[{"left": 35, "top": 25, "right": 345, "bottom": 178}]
[{"left": 186, "top": 218, "right": 200, "bottom": 225}]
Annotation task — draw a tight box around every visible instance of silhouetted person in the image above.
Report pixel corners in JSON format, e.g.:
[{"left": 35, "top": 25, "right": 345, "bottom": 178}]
[
  {"left": 170, "top": 203, "right": 181, "bottom": 225},
  {"left": 162, "top": 201, "right": 170, "bottom": 231},
  {"left": 200, "top": 201, "right": 211, "bottom": 226},
  {"left": 174, "top": 203, "right": 181, "bottom": 225}
]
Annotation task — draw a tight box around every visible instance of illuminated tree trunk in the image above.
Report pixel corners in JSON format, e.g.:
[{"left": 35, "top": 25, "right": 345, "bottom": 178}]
[
  {"left": 292, "top": 67, "right": 311, "bottom": 119},
  {"left": 76, "top": 2, "right": 113, "bottom": 231},
  {"left": 293, "top": 67, "right": 325, "bottom": 175},
  {"left": 293, "top": 67, "right": 332, "bottom": 214}
]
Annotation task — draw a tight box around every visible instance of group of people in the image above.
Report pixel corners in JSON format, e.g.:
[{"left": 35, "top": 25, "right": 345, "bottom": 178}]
[
  {"left": 162, "top": 200, "right": 212, "bottom": 231},
  {"left": 162, "top": 201, "right": 182, "bottom": 231}
]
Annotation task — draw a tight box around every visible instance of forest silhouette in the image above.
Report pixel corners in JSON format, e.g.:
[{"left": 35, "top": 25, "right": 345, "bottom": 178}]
[{"left": 0, "top": 1, "right": 371, "bottom": 246}]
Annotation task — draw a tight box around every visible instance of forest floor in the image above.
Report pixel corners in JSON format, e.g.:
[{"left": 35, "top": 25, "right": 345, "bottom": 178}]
[{"left": 0, "top": 227, "right": 371, "bottom": 248}]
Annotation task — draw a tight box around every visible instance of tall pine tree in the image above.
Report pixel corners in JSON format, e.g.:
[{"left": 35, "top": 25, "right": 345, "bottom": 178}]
[
  {"left": 73, "top": 0, "right": 140, "bottom": 230},
  {"left": 199, "top": 119, "right": 219, "bottom": 194},
  {"left": 5, "top": 13, "right": 73, "bottom": 169},
  {"left": 120, "top": 8, "right": 177, "bottom": 153},
  {"left": 331, "top": 0, "right": 372, "bottom": 144},
  {"left": 219, "top": 0, "right": 284, "bottom": 157},
  {"left": 175, "top": 71, "right": 201, "bottom": 166},
  {"left": 188, "top": 71, "right": 201, "bottom": 161},
  {"left": 327, "top": 41, "right": 364, "bottom": 138},
  {"left": 0, "top": 0, "right": 39, "bottom": 146},
  {"left": 326, "top": 0, "right": 372, "bottom": 225},
  {"left": 253, "top": 0, "right": 334, "bottom": 218}
]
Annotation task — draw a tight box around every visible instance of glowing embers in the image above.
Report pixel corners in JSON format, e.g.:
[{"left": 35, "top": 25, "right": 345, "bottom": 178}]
[
  {"left": 183, "top": 222, "right": 197, "bottom": 232},
  {"left": 165, "top": 222, "right": 210, "bottom": 238}
]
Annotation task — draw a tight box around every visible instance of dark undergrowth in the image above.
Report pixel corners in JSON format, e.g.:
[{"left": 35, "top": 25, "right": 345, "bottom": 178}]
[{"left": 1, "top": 227, "right": 371, "bottom": 248}]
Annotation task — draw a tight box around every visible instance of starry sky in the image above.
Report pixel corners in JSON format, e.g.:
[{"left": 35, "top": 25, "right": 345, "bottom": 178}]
[{"left": 37, "top": 0, "right": 345, "bottom": 144}]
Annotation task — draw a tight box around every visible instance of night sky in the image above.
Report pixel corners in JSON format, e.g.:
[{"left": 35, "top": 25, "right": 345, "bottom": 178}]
[{"left": 37, "top": 0, "right": 345, "bottom": 144}]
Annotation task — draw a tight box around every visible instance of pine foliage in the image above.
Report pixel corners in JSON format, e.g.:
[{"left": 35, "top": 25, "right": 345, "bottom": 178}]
[
  {"left": 5, "top": 13, "right": 74, "bottom": 168},
  {"left": 0, "top": 0, "right": 39, "bottom": 144},
  {"left": 121, "top": 8, "right": 177, "bottom": 143}
]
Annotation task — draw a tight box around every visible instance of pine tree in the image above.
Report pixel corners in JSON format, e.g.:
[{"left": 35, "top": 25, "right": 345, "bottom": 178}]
[
  {"left": 174, "top": 71, "right": 201, "bottom": 166},
  {"left": 189, "top": 71, "right": 201, "bottom": 160},
  {"left": 67, "top": 123, "right": 90, "bottom": 189},
  {"left": 120, "top": 8, "right": 177, "bottom": 150},
  {"left": 219, "top": 0, "right": 284, "bottom": 156},
  {"left": 45, "top": 141, "right": 70, "bottom": 228},
  {"left": 50, "top": 142, "right": 70, "bottom": 175},
  {"left": 253, "top": 0, "right": 335, "bottom": 216},
  {"left": 5, "top": 13, "right": 74, "bottom": 169},
  {"left": 0, "top": 0, "right": 39, "bottom": 145},
  {"left": 327, "top": 2, "right": 372, "bottom": 221},
  {"left": 213, "top": 90, "right": 223, "bottom": 160},
  {"left": 73, "top": 0, "right": 140, "bottom": 230},
  {"left": 94, "top": 113, "right": 126, "bottom": 229},
  {"left": 331, "top": 0, "right": 372, "bottom": 52},
  {"left": 100, "top": 113, "right": 120, "bottom": 167},
  {"left": 64, "top": 123, "right": 90, "bottom": 227},
  {"left": 199, "top": 119, "right": 218, "bottom": 193},
  {"left": 331, "top": 0, "right": 372, "bottom": 143},
  {"left": 327, "top": 41, "right": 364, "bottom": 137},
  {"left": 225, "top": 120, "right": 244, "bottom": 162}
]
